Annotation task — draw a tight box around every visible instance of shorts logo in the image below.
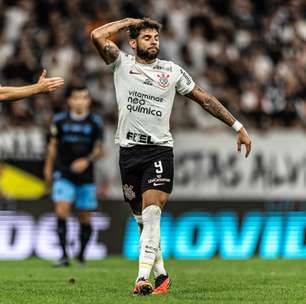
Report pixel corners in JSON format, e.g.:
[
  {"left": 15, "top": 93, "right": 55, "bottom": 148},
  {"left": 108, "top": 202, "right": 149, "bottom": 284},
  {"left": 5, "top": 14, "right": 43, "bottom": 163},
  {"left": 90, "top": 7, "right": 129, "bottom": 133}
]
[
  {"left": 157, "top": 73, "right": 170, "bottom": 88},
  {"left": 153, "top": 183, "right": 164, "bottom": 186},
  {"left": 148, "top": 177, "right": 171, "bottom": 184},
  {"left": 123, "top": 184, "right": 136, "bottom": 201}
]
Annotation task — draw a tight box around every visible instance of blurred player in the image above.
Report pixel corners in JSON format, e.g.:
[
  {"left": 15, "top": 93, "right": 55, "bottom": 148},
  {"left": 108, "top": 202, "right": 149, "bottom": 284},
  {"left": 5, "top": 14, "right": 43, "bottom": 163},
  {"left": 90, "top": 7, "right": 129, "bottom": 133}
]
[
  {"left": 91, "top": 18, "right": 251, "bottom": 295},
  {"left": 0, "top": 70, "right": 64, "bottom": 101},
  {"left": 44, "top": 85, "right": 104, "bottom": 266}
]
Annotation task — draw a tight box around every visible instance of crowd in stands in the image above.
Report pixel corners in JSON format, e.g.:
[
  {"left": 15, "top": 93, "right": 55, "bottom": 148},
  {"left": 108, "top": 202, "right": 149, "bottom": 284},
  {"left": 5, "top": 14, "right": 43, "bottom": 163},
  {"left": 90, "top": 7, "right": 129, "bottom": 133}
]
[{"left": 0, "top": 0, "right": 305, "bottom": 131}]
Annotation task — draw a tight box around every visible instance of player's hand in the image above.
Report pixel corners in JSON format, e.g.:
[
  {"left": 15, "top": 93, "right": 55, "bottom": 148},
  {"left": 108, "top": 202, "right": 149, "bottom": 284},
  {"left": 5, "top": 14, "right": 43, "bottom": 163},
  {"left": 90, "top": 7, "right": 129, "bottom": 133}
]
[
  {"left": 237, "top": 127, "right": 252, "bottom": 158},
  {"left": 126, "top": 18, "right": 142, "bottom": 26},
  {"left": 37, "top": 69, "right": 64, "bottom": 93},
  {"left": 44, "top": 166, "right": 53, "bottom": 186},
  {"left": 70, "top": 158, "right": 90, "bottom": 174}
]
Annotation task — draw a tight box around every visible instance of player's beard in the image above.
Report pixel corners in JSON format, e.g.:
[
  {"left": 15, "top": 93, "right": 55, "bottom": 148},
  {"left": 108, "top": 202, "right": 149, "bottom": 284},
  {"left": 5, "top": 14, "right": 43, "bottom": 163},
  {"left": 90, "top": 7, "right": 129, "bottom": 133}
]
[{"left": 136, "top": 45, "right": 159, "bottom": 61}]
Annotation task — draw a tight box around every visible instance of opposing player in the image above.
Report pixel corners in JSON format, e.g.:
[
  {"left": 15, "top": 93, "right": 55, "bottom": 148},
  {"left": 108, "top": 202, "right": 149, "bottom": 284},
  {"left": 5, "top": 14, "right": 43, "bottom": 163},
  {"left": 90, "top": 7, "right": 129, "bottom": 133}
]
[
  {"left": 44, "top": 85, "right": 104, "bottom": 266},
  {"left": 91, "top": 18, "right": 252, "bottom": 295},
  {"left": 0, "top": 70, "right": 64, "bottom": 101}
]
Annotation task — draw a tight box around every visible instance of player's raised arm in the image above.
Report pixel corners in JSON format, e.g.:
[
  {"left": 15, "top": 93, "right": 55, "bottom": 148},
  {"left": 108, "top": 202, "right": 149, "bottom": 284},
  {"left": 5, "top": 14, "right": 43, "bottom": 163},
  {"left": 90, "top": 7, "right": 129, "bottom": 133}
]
[
  {"left": 91, "top": 18, "right": 141, "bottom": 64},
  {"left": 0, "top": 70, "right": 64, "bottom": 102},
  {"left": 186, "top": 85, "right": 252, "bottom": 157}
]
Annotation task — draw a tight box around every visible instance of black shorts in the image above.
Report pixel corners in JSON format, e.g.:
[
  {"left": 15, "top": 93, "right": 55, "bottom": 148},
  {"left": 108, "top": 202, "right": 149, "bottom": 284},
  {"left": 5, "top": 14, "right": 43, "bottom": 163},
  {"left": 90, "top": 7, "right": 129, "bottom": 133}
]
[{"left": 119, "top": 145, "right": 174, "bottom": 213}]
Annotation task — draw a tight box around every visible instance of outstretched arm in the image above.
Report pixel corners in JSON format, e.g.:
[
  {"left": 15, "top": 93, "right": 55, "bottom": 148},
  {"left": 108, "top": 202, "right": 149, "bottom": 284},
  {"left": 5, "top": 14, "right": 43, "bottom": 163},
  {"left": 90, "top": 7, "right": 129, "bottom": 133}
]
[
  {"left": 186, "top": 85, "right": 252, "bottom": 157},
  {"left": 0, "top": 70, "right": 64, "bottom": 102},
  {"left": 91, "top": 18, "right": 141, "bottom": 64}
]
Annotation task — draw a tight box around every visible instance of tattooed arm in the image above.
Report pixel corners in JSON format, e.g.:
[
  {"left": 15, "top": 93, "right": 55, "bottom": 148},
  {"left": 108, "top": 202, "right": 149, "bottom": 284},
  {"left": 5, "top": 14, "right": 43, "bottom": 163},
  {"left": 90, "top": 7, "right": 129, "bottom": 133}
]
[
  {"left": 186, "top": 85, "right": 236, "bottom": 126},
  {"left": 186, "top": 85, "right": 252, "bottom": 157},
  {"left": 91, "top": 18, "right": 141, "bottom": 64}
]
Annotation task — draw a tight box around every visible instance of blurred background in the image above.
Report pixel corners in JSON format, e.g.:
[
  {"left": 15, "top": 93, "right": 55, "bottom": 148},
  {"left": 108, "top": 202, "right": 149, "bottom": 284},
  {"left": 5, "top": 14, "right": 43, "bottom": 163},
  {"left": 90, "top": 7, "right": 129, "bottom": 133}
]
[{"left": 0, "top": 0, "right": 306, "bottom": 261}]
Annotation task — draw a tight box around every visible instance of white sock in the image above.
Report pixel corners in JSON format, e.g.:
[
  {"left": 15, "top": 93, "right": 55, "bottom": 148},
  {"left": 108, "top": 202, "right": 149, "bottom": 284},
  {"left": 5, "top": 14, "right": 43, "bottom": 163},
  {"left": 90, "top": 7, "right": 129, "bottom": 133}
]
[
  {"left": 153, "top": 243, "right": 167, "bottom": 278},
  {"left": 134, "top": 213, "right": 167, "bottom": 279},
  {"left": 137, "top": 205, "right": 161, "bottom": 280},
  {"left": 133, "top": 214, "right": 143, "bottom": 235}
]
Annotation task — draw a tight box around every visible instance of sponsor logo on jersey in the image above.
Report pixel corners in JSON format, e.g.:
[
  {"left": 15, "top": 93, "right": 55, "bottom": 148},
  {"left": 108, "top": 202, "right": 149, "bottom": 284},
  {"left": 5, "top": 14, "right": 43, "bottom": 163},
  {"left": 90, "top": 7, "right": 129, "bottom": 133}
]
[
  {"left": 153, "top": 65, "right": 172, "bottom": 72},
  {"left": 157, "top": 73, "right": 170, "bottom": 88},
  {"left": 62, "top": 135, "right": 91, "bottom": 143},
  {"left": 126, "top": 131, "right": 154, "bottom": 144},
  {"left": 143, "top": 78, "right": 153, "bottom": 86},
  {"left": 122, "top": 184, "right": 136, "bottom": 201},
  {"left": 128, "top": 91, "right": 164, "bottom": 102},
  {"left": 127, "top": 102, "right": 162, "bottom": 117},
  {"left": 62, "top": 123, "right": 92, "bottom": 134},
  {"left": 127, "top": 91, "right": 163, "bottom": 117}
]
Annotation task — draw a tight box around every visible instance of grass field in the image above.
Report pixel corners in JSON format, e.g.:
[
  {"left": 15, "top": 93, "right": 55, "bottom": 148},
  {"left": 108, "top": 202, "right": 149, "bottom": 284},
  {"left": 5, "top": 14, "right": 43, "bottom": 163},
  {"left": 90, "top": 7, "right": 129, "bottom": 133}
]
[{"left": 0, "top": 257, "right": 305, "bottom": 304}]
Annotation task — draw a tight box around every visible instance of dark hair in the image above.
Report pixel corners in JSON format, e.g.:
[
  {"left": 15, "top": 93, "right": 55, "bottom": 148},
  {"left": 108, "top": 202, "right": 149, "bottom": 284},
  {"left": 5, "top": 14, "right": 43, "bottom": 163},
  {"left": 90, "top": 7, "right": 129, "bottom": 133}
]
[
  {"left": 65, "top": 84, "right": 88, "bottom": 98},
  {"left": 128, "top": 18, "right": 162, "bottom": 39}
]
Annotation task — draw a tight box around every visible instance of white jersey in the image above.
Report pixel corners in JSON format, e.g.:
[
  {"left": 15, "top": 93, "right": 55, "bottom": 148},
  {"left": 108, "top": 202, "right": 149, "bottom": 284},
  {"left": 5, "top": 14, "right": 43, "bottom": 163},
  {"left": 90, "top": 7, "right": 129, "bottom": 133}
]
[{"left": 109, "top": 51, "right": 195, "bottom": 147}]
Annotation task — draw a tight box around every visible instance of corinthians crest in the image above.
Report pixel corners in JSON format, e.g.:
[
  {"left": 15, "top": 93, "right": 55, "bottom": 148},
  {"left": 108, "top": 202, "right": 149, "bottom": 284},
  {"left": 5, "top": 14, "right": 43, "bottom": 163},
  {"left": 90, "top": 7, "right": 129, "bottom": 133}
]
[
  {"left": 157, "top": 73, "right": 170, "bottom": 88},
  {"left": 123, "top": 184, "right": 136, "bottom": 201}
]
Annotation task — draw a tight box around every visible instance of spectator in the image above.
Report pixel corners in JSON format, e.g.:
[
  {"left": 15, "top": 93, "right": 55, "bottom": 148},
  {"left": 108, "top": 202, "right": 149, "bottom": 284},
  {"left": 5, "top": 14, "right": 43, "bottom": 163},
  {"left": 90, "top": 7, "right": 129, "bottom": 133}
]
[{"left": 0, "top": 0, "right": 305, "bottom": 131}]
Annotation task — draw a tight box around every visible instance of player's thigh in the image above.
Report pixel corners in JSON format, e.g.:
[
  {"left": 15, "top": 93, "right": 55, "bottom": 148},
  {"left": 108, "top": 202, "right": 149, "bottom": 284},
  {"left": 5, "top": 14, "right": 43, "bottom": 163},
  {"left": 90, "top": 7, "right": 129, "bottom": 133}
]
[
  {"left": 75, "top": 183, "right": 97, "bottom": 211},
  {"left": 141, "top": 149, "right": 174, "bottom": 209},
  {"left": 52, "top": 178, "right": 75, "bottom": 217},
  {"left": 119, "top": 151, "right": 142, "bottom": 215}
]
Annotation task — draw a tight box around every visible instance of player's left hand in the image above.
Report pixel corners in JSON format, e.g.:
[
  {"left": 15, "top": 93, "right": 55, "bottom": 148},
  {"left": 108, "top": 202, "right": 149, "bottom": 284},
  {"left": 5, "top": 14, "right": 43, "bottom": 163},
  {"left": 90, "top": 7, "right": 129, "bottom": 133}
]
[
  {"left": 237, "top": 127, "right": 252, "bottom": 158},
  {"left": 70, "top": 158, "right": 90, "bottom": 174}
]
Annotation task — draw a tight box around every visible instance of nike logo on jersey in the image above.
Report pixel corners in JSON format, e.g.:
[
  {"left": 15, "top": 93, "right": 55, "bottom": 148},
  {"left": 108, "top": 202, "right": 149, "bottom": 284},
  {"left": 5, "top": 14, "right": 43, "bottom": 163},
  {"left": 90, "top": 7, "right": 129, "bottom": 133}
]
[
  {"left": 129, "top": 70, "right": 142, "bottom": 75},
  {"left": 153, "top": 183, "right": 164, "bottom": 186}
]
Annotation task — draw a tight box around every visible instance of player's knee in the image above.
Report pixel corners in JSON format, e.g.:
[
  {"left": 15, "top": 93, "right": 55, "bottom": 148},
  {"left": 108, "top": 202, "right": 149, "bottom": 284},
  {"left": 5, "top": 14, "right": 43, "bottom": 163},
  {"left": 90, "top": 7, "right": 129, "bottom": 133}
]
[
  {"left": 55, "top": 202, "right": 70, "bottom": 219},
  {"left": 142, "top": 191, "right": 168, "bottom": 210},
  {"left": 79, "top": 211, "right": 91, "bottom": 225}
]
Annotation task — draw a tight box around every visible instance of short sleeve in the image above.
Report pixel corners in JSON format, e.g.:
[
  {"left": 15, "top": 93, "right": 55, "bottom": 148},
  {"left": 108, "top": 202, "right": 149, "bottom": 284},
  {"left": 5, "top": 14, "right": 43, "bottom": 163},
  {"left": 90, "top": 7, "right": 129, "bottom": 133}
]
[
  {"left": 49, "top": 113, "right": 65, "bottom": 139},
  {"left": 49, "top": 119, "right": 60, "bottom": 139},
  {"left": 175, "top": 66, "right": 195, "bottom": 96}
]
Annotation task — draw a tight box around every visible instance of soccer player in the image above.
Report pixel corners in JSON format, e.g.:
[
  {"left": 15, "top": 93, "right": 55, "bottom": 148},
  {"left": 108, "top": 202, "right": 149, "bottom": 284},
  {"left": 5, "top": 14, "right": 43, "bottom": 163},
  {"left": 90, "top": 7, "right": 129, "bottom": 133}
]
[
  {"left": 44, "top": 85, "right": 104, "bottom": 266},
  {"left": 0, "top": 70, "right": 64, "bottom": 101},
  {"left": 91, "top": 18, "right": 252, "bottom": 295}
]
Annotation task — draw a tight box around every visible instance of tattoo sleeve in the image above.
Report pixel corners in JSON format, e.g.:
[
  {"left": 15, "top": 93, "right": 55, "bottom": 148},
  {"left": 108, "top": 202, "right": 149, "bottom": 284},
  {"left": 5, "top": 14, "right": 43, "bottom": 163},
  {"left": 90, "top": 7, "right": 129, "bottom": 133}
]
[
  {"left": 91, "top": 19, "right": 135, "bottom": 65},
  {"left": 186, "top": 85, "right": 236, "bottom": 127},
  {"left": 92, "top": 39, "right": 120, "bottom": 65}
]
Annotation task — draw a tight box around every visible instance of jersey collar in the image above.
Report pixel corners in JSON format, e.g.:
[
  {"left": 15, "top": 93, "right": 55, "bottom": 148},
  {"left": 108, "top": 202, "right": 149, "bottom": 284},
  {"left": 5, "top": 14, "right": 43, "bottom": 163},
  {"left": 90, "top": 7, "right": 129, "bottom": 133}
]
[{"left": 69, "top": 112, "right": 89, "bottom": 121}]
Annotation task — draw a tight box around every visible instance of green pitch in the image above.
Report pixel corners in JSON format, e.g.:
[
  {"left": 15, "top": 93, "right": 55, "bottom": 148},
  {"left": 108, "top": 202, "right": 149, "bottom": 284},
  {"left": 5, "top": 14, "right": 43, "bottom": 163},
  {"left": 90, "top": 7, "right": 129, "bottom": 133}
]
[{"left": 0, "top": 257, "right": 305, "bottom": 304}]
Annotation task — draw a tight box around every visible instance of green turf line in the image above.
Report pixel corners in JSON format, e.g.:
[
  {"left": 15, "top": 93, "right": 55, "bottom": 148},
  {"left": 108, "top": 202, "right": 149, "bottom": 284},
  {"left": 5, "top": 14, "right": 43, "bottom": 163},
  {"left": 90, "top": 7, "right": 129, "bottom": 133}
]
[{"left": 0, "top": 257, "right": 305, "bottom": 303}]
